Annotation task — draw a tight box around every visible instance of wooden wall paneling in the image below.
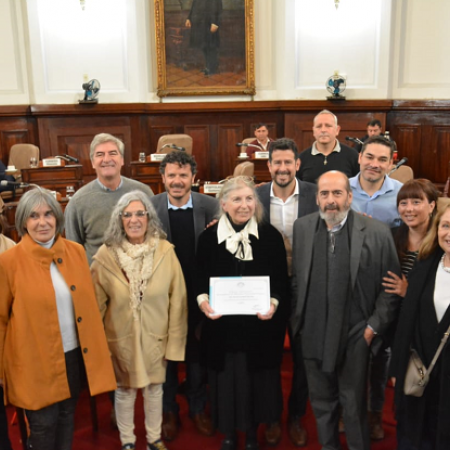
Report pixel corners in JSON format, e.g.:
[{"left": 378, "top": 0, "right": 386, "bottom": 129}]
[
  {"left": 0, "top": 115, "right": 37, "bottom": 165},
  {"left": 184, "top": 125, "right": 210, "bottom": 181},
  {"left": 389, "top": 124, "right": 422, "bottom": 176},
  {"left": 37, "top": 117, "right": 133, "bottom": 182},
  {"left": 217, "top": 124, "right": 244, "bottom": 181},
  {"left": 428, "top": 126, "right": 450, "bottom": 184},
  {"left": 284, "top": 113, "right": 316, "bottom": 150},
  {"left": 0, "top": 128, "right": 29, "bottom": 165}
]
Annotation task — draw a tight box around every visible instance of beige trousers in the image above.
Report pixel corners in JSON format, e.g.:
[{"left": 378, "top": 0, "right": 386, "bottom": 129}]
[{"left": 115, "top": 384, "right": 163, "bottom": 446}]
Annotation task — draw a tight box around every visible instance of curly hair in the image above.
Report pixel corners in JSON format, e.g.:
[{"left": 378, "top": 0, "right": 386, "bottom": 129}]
[
  {"left": 159, "top": 151, "right": 197, "bottom": 175},
  {"left": 103, "top": 190, "right": 166, "bottom": 246}
]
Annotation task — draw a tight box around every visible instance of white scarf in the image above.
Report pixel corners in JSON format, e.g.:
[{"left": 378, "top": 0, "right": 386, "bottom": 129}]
[
  {"left": 217, "top": 215, "right": 259, "bottom": 261},
  {"left": 113, "top": 236, "right": 159, "bottom": 320}
]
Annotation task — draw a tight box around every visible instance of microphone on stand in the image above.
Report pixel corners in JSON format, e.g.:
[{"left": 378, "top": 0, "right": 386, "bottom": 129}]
[
  {"left": 64, "top": 154, "right": 79, "bottom": 163},
  {"left": 389, "top": 157, "right": 408, "bottom": 175},
  {"left": 236, "top": 143, "right": 248, "bottom": 147},
  {"left": 345, "top": 136, "right": 364, "bottom": 146},
  {"left": 161, "top": 144, "right": 185, "bottom": 152},
  {"left": 0, "top": 180, "right": 37, "bottom": 189}
]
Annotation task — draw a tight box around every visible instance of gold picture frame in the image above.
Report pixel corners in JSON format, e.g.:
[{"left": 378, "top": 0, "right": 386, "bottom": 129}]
[{"left": 154, "top": 0, "right": 255, "bottom": 97}]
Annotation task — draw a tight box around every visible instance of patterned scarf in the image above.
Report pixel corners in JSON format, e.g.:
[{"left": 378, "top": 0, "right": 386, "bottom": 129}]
[{"left": 113, "top": 235, "right": 159, "bottom": 320}]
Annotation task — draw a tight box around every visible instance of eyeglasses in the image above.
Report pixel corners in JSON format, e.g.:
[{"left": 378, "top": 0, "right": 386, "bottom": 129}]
[{"left": 120, "top": 210, "right": 148, "bottom": 219}]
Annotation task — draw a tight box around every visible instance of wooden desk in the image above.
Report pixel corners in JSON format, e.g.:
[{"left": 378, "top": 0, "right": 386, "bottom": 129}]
[
  {"left": 130, "top": 161, "right": 164, "bottom": 194},
  {"left": 21, "top": 165, "right": 84, "bottom": 197},
  {"left": 2, "top": 198, "right": 69, "bottom": 242},
  {"left": 235, "top": 158, "right": 271, "bottom": 183}
]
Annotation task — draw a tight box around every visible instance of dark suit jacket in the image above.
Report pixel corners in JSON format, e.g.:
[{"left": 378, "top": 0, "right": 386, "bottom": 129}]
[
  {"left": 150, "top": 191, "right": 219, "bottom": 249},
  {"left": 151, "top": 191, "right": 219, "bottom": 360},
  {"left": 256, "top": 178, "right": 317, "bottom": 222},
  {"left": 291, "top": 210, "right": 401, "bottom": 352}
]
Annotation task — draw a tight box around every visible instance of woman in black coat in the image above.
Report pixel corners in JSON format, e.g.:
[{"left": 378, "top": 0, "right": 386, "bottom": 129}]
[
  {"left": 391, "top": 203, "right": 450, "bottom": 450},
  {"left": 196, "top": 176, "right": 288, "bottom": 450}
]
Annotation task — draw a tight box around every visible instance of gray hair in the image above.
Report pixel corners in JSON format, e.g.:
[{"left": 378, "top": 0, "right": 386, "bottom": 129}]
[
  {"left": 90, "top": 133, "right": 125, "bottom": 160},
  {"left": 103, "top": 190, "right": 166, "bottom": 246},
  {"left": 218, "top": 176, "right": 264, "bottom": 223},
  {"left": 15, "top": 188, "right": 65, "bottom": 237},
  {"left": 314, "top": 109, "right": 338, "bottom": 127}
]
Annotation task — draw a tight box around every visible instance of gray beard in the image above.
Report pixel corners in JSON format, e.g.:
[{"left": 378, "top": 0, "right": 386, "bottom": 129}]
[{"left": 319, "top": 205, "right": 350, "bottom": 227}]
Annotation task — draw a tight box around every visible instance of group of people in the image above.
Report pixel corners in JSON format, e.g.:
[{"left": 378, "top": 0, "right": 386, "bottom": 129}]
[{"left": 0, "top": 114, "right": 448, "bottom": 450}]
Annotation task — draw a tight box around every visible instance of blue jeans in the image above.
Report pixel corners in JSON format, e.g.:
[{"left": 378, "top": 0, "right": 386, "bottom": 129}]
[
  {"left": 163, "top": 360, "right": 207, "bottom": 416},
  {"left": 25, "top": 348, "right": 82, "bottom": 450}
]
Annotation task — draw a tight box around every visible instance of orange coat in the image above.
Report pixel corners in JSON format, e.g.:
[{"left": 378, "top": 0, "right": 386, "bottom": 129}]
[{"left": 0, "top": 234, "right": 116, "bottom": 410}]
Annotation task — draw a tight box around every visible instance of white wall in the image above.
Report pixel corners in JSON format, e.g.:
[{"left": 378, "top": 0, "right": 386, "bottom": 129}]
[{"left": 0, "top": 0, "right": 449, "bottom": 105}]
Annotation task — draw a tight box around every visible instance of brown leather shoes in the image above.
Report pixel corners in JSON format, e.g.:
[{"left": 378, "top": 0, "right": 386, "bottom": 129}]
[
  {"left": 288, "top": 418, "right": 307, "bottom": 447},
  {"left": 162, "top": 411, "right": 180, "bottom": 441},
  {"left": 192, "top": 411, "right": 214, "bottom": 436},
  {"left": 369, "top": 411, "right": 385, "bottom": 440},
  {"left": 264, "top": 422, "right": 281, "bottom": 446}
]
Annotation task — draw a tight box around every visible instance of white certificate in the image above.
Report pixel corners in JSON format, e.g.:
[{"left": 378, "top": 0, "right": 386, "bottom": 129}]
[{"left": 209, "top": 276, "right": 270, "bottom": 315}]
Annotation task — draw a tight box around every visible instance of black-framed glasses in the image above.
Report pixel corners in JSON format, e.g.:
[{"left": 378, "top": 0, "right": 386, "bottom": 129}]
[{"left": 120, "top": 210, "right": 148, "bottom": 219}]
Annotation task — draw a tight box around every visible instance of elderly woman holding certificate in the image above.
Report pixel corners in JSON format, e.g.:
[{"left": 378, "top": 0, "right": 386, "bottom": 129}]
[{"left": 196, "top": 176, "right": 288, "bottom": 450}]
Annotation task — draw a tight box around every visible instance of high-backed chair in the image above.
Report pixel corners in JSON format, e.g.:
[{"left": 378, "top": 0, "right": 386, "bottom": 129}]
[
  {"left": 233, "top": 161, "right": 254, "bottom": 178},
  {"left": 8, "top": 144, "right": 40, "bottom": 176},
  {"left": 0, "top": 144, "right": 40, "bottom": 201},
  {"left": 156, "top": 134, "right": 193, "bottom": 155},
  {"left": 389, "top": 165, "right": 414, "bottom": 183}
]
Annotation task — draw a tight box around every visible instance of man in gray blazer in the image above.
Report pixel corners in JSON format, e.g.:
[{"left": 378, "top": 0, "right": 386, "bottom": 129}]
[
  {"left": 256, "top": 138, "right": 317, "bottom": 447},
  {"left": 150, "top": 151, "right": 219, "bottom": 441},
  {"left": 291, "top": 171, "right": 401, "bottom": 450}
]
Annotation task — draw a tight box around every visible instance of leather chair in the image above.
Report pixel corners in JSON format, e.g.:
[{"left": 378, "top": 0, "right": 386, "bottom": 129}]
[
  {"left": 156, "top": 134, "right": 193, "bottom": 155},
  {"left": 7, "top": 144, "right": 40, "bottom": 177},
  {"left": 233, "top": 161, "right": 254, "bottom": 178},
  {"left": 389, "top": 165, "right": 414, "bottom": 183},
  {"left": 1, "top": 144, "right": 40, "bottom": 201}
]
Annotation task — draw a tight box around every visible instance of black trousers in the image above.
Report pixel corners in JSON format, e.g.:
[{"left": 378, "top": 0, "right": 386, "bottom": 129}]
[{"left": 25, "top": 348, "right": 83, "bottom": 450}]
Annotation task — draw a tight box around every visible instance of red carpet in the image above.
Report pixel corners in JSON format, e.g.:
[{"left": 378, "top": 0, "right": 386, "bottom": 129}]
[{"left": 6, "top": 351, "right": 397, "bottom": 450}]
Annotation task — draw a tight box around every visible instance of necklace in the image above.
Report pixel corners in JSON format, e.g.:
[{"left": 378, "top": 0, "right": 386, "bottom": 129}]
[
  {"left": 324, "top": 155, "right": 328, "bottom": 165},
  {"left": 441, "top": 254, "right": 450, "bottom": 273}
]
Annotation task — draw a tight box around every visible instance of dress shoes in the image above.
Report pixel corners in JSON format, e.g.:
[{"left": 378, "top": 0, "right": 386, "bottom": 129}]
[
  {"left": 161, "top": 411, "right": 180, "bottom": 441},
  {"left": 220, "top": 438, "right": 237, "bottom": 450},
  {"left": 192, "top": 411, "right": 214, "bottom": 436},
  {"left": 338, "top": 414, "right": 345, "bottom": 433},
  {"left": 288, "top": 418, "right": 307, "bottom": 447},
  {"left": 369, "top": 411, "right": 385, "bottom": 440},
  {"left": 264, "top": 421, "right": 281, "bottom": 446}
]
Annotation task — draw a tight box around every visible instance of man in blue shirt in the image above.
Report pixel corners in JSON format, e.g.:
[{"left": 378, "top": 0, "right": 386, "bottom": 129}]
[
  {"left": 349, "top": 135, "right": 402, "bottom": 441},
  {"left": 350, "top": 135, "right": 402, "bottom": 229}
]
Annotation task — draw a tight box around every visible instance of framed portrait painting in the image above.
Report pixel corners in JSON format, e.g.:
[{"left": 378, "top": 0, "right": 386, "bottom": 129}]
[{"left": 154, "top": 0, "right": 255, "bottom": 97}]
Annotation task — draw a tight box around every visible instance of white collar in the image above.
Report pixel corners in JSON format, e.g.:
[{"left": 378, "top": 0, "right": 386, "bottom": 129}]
[{"left": 217, "top": 215, "right": 259, "bottom": 261}]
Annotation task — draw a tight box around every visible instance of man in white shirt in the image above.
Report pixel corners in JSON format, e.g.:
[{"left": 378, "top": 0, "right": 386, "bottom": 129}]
[{"left": 257, "top": 138, "right": 317, "bottom": 447}]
